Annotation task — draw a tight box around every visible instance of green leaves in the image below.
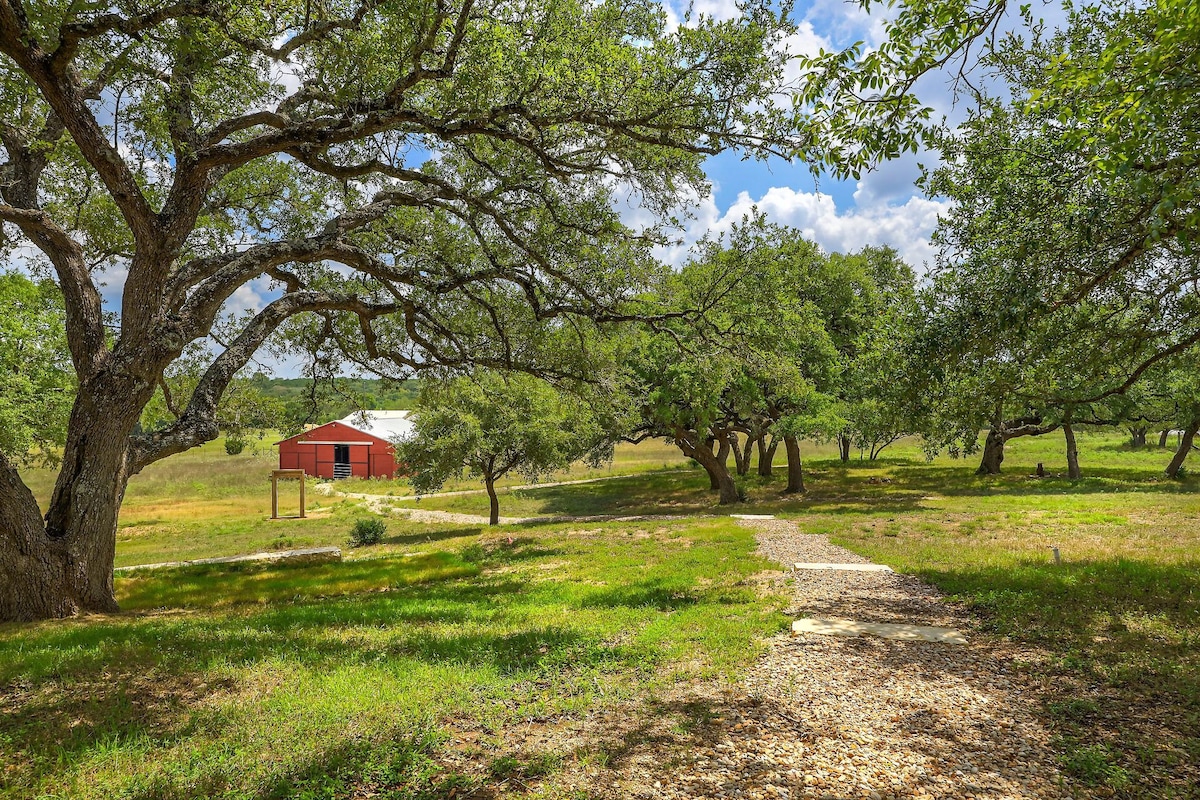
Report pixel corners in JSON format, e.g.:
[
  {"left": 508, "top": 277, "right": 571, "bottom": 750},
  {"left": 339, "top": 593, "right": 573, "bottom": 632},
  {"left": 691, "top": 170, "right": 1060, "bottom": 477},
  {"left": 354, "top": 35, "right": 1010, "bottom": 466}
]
[
  {"left": 917, "top": 0, "right": 1200, "bottom": 446},
  {"left": 395, "top": 371, "right": 610, "bottom": 496},
  {"left": 0, "top": 272, "right": 74, "bottom": 464}
]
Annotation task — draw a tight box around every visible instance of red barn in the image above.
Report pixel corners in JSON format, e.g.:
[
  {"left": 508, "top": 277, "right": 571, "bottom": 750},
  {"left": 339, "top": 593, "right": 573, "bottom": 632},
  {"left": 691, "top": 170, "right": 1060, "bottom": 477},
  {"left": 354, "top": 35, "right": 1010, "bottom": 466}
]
[{"left": 275, "top": 411, "right": 413, "bottom": 479}]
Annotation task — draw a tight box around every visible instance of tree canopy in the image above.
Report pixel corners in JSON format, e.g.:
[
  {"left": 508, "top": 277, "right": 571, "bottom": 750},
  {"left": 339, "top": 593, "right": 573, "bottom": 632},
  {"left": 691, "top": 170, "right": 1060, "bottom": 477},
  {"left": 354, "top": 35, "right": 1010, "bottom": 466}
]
[
  {"left": 909, "top": 0, "right": 1200, "bottom": 474},
  {"left": 395, "top": 371, "right": 611, "bottom": 524}
]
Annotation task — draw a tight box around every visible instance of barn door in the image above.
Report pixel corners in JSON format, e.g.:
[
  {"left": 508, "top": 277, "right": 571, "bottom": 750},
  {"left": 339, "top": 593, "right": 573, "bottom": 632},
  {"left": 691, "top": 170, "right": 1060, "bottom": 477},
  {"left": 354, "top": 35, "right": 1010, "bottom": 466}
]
[{"left": 333, "top": 444, "right": 352, "bottom": 479}]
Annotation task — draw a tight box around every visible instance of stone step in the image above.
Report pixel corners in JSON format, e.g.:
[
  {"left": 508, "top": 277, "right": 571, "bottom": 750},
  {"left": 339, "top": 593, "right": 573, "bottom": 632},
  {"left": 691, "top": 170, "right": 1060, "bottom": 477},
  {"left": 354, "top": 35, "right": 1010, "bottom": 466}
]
[
  {"left": 115, "top": 546, "right": 343, "bottom": 573},
  {"left": 792, "top": 617, "right": 967, "bottom": 645},
  {"left": 793, "top": 562, "right": 894, "bottom": 573}
]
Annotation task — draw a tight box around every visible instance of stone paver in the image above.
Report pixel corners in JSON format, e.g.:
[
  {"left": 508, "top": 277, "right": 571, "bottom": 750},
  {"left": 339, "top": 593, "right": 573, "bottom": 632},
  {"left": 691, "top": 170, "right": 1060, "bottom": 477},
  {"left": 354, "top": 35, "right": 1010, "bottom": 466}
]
[
  {"left": 792, "top": 616, "right": 968, "bottom": 644},
  {"left": 793, "top": 561, "right": 894, "bottom": 573}
]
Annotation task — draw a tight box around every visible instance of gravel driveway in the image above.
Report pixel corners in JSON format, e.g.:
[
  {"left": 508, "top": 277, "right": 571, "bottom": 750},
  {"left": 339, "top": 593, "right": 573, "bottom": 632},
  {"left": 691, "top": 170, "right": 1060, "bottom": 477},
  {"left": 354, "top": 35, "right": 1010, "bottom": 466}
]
[{"left": 590, "top": 518, "right": 1072, "bottom": 800}]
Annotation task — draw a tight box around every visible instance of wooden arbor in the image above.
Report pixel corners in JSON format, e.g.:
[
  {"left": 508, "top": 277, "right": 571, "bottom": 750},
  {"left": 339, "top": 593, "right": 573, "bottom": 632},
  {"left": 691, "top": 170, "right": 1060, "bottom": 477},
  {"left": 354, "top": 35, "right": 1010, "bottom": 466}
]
[{"left": 270, "top": 469, "right": 307, "bottom": 519}]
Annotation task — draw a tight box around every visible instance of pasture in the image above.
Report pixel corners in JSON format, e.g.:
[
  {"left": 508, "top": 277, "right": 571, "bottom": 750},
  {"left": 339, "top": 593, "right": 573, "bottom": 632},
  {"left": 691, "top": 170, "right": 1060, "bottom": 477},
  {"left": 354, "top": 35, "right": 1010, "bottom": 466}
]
[{"left": 3, "top": 430, "right": 1198, "bottom": 798}]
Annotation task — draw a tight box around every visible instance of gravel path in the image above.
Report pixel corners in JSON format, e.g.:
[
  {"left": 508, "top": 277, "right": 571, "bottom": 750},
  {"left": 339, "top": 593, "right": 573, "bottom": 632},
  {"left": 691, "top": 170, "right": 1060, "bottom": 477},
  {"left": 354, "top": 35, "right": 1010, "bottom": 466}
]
[{"left": 588, "top": 518, "right": 1071, "bottom": 800}]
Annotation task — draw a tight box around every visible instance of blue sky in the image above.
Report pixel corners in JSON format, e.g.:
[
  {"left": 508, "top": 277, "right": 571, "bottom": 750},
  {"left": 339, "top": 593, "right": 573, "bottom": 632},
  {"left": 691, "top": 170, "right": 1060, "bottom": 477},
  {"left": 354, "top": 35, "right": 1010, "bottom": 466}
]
[
  {"left": 641, "top": 0, "right": 964, "bottom": 272},
  {"left": 647, "top": 0, "right": 1070, "bottom": 274}
]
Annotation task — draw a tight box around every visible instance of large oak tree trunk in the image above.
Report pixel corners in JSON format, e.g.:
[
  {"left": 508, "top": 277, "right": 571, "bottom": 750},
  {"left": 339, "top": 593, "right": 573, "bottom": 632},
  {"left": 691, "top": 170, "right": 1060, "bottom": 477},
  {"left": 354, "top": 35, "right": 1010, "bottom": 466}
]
[
  {"left": 0, "top": 457, "right": 94, "bottom": 621},
  {"left": 782, "top": 434, "right": 805, "bottom": 494},
  {"left": 1159, "top": 429, "right": 1171, "bottom": 448},
  {"left": 1, "top": 382, "right": 146, "bottom": 621},
  {"left": 677, "top": 429, "right": 739, "bottom": 504},
  {"left": 976, "top": 414, "right": 1059, "bottom": 477},
  {"left": 734, "top": 433, "right": 753, "bottom": 477},
  {"left": 716, "top": 435, "right": 731, "bottom": 473},
  {"left": 696, "top": 447, "right": 739, "bottom": 504},
  {"left": 976, "top": 429, "right": 1006, "bottom": 475},
  {"left": 1165, "top": 420, "right": 1199, "bottom": 479},
  {"left": 700, "top": 436, "right": 720, "bottom": 490},
  {"left": 1129, "top": 426, "right": 1148, "bottom": 447}
]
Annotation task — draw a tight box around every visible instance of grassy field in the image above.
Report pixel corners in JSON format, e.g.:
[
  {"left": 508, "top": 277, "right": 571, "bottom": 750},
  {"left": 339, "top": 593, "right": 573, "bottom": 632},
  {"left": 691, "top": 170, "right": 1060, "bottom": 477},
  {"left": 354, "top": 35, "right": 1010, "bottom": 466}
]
[
  {"left": 0, "top": 519, "right": 783, "bottom": 799},
  {"left": 4, "top": 427, "right": 1199, "bottom": 797},
  {"left": 393, "top": 430, "right": 1200, "bottom": 796},
  {"left": 18, "top": 438, "right": 690, "bottom": 567},
  {"left": 330, "top": 438, "right": 689, "bottom": 497}
]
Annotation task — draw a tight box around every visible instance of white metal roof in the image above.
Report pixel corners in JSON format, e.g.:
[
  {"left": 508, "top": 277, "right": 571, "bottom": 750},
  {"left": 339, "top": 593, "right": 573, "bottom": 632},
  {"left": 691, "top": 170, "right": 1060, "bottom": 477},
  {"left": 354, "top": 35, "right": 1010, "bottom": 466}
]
[{"left": 337, "top": 410, "right": 414, "bottom": 442}]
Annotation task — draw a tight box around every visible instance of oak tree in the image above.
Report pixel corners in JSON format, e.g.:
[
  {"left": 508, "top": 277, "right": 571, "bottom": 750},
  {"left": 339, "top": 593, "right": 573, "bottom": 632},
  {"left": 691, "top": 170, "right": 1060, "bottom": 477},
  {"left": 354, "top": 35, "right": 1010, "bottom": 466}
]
[
  {"left": 394, "top": 371, "right": 610, "bottom": 524},
  {"left": 0, "top": 0, "right": 808, "bottom": 620}
]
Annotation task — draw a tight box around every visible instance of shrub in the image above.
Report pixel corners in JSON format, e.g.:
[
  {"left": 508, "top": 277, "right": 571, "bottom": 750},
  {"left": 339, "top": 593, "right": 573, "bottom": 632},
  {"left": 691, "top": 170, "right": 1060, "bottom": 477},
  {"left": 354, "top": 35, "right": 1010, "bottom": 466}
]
[
  {"left": 349, "top": 517, "right": 387, "bottom": 547},
  {"left": 224, "top": 435, "right": 246, "bottom": 455}
]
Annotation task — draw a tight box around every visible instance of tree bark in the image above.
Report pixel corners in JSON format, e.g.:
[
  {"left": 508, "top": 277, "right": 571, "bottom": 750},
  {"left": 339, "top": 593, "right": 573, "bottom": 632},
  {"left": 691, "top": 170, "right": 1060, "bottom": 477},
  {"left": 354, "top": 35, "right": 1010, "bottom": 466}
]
[
  {"left": 701, "top": 436, "right": 720, "bottom": 490},
  {"left": 782, "top": 434, "right": 805, "bottom": 494},
  {"left": 0, "top": 454, "right": 88, "bottom": 621},
  {"left": 676, "top": 429, "right": 739, "bottom": 504},
  {"left": 756, "top": 435, "right": 777, "bottom": 476},
  {"left": 485, "top": 473, "right": 500, "bottom": 525},
  {"left": 1165, "top": 420, "right": 1198, "bottom": 478},
  {"left": 1064, "top": 410, "right": 1081, "bottom": 479},
  {"left": 1159, "top": 429, "right": 1170, "bottom": 448},
  {"left": 0, "top": 380, "right": 148, "bottom": 621},
  {"left": 716, "top": 435, "right": 731, "bottom": 473},
  {"left": 837, "top": 433, "right": 851, "bottom": 462},
  {"left": 1129, "top": 426, "right": 1148, "bottom": 447},
  {"left": 734, "top": 433, "right": 754, "bottom": 477},
  {"left": 976, "top": 413, "right": 1059, "bottom": 476},
  {"left": 976, "top": 428, "right": 1006, "bottom": 475},
  {"left": 869, "top": 437, "right": 898, "bottom": 460}
]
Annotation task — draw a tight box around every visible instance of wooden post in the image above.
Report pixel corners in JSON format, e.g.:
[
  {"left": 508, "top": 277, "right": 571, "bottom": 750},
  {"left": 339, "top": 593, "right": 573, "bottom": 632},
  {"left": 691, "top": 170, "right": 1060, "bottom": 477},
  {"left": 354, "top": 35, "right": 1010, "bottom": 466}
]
[{"left": 270, "top": 469, "right": 307, "bottom": 519}]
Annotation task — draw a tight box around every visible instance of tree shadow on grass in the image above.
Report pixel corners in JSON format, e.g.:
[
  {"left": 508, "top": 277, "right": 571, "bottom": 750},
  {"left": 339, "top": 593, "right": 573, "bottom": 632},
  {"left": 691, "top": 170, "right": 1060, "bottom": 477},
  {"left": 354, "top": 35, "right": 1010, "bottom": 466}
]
[
  {"left": 0, "top": 605, "right": 613, "bottom": 796},
  {"left": 916, "top": 557, "right": 1200, "bottom": 795},
  {"left": 512, "top": 469, "right": 931, "bottom": 518},
  {"left": 114, "top": 551, "right": 480, "bottom": 611},
  {"left": 505, "top": 471, "right": 713, "bottom": 518},
  {"left": 467, "top": 459, "right": 1197, "bottom": 521},
  {"left": 578, "top": 579, "right": 700, "bottom": 612},
  {"left": 898, "top": 465, "right": 1197, "bottom": 497},
  {"left": 381, "top": 525, "right": 486, "bottom": 546},
  {"left": 2, "top": 573, "right": 557, "bottom": 682},
  {"left": 0, "top": 523, "right": 670, "bottom": 797}
]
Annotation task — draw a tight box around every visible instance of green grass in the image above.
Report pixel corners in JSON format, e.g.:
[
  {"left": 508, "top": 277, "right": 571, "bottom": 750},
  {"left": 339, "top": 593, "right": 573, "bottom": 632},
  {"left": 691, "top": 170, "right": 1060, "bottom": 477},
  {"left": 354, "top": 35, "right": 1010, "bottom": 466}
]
[
  {"left": 0, "top": 519, "right": 784, "bottom": 799},
  {"left": 802, "top": 432, "right": 1200, "bottom": 799},
  {"left": 7, "top": 426, "right": 1200, "bottom": 798},
  {"left": 396, "top": 429, "right": 1200, "bottom": 796}
]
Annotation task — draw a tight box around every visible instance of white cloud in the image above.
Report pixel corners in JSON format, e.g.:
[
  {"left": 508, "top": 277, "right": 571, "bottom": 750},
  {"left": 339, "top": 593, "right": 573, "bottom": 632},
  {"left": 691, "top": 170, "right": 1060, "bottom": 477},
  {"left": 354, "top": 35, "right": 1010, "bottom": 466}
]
[
  {"left": 802, "top": 0, "right": 891, "bottom": 49},
  {"left": 652, "top": 185, "right": 949, "bottom": 270}
]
